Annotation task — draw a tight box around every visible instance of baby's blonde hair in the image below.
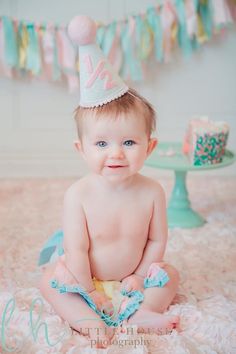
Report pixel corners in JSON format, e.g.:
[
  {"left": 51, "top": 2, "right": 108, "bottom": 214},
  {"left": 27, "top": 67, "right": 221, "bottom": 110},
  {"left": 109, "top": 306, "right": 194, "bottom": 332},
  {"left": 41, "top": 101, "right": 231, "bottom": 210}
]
[{"left": 74, "top": 88, "right": 156, "bottom": 139}]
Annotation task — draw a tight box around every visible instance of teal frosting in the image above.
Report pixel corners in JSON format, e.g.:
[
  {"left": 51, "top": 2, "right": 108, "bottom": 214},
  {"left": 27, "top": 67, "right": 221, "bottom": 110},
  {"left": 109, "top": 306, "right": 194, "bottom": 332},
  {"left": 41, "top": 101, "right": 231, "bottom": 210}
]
[
  {"left": 119, "top": 289, "right": 144, "bottom": 323},
  {"left": 50, "top": 267, "right": 169, "bottom": 326},
  {"left": 50, "top": 279, "right": 144, "bottom": 327},
  {"left": 43, "top": 231, "right": 170, "bottom": 326},
  {"left": 144, "top": 268, "right": 170, "bottom": 288}
]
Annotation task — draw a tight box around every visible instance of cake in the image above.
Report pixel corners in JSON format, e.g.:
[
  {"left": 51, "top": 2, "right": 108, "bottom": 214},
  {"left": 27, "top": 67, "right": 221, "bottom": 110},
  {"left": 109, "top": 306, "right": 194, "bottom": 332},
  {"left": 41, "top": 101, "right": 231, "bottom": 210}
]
[{"left": 182, "top": 117, "right": 229, "bottom": 166}]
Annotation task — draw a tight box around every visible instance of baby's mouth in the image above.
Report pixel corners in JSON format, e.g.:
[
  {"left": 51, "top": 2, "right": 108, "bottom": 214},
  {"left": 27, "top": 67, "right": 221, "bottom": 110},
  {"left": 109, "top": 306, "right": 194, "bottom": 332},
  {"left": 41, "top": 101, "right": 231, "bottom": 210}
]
[{"left": 107, "top": 165, "right": 127, "bottom": 168}]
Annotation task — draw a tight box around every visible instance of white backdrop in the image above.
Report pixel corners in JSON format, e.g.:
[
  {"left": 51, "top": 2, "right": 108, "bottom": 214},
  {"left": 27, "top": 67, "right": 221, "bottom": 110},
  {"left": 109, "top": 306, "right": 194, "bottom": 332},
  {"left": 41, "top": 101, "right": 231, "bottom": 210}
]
[{"left": 0, "top": 0, "right": 236, "bottom": 177}]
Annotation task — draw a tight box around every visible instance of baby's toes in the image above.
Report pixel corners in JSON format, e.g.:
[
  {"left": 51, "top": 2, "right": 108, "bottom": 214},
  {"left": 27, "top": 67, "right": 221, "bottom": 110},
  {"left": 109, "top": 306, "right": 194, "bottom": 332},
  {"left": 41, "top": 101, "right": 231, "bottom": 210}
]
[
  {"left": 168, "top": 315, "right": 180, "bottom": 331},
  {"left": 157, "top": 315, "right": 180, "bottom": 334}
]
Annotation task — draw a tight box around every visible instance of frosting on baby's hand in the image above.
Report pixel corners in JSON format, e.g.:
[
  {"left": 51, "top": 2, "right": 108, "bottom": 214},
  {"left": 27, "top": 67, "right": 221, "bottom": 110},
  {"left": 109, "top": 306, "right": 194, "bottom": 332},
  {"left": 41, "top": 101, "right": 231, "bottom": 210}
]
[
  {"left": 120, "top": 274, "right": 145, "bottom": 293},
  {"left": 89, "top": 290, "right": 114, "bottom": 315}
]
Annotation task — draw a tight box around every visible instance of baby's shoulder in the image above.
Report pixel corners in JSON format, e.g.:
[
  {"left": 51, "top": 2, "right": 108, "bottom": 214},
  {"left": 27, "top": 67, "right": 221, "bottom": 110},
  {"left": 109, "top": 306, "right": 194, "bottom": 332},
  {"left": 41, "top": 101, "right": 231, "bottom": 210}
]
[
  {"left": 139, "top": 175, "right": 165, "bottom": 198},
  {"left": 64, "top": 175, "right": 91, "bottom": 200}
]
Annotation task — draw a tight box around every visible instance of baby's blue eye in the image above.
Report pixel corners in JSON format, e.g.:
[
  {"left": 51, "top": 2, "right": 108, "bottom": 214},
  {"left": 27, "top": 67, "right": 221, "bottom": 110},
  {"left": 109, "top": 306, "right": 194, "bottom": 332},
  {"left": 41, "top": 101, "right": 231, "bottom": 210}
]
[
  {"left": 124, "top": 140, "right": 135, "bottom": 146},
  {"left": 96, "top": 141, "right": 107, "bottom": 147}
]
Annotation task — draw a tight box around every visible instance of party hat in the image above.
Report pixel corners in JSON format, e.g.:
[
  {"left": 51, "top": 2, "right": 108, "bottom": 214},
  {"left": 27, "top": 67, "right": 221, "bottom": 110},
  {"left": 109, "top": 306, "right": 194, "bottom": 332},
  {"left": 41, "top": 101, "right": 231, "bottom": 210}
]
[{"left": 67, "top": 15, "right": 129, "bottom": 107}]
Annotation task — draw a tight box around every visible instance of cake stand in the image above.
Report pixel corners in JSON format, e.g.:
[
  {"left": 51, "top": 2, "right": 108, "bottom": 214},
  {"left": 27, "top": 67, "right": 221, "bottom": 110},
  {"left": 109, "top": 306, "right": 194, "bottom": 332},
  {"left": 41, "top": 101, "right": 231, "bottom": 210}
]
[{"left": 145, "top": 142, "right": 235, "bottom": 229}]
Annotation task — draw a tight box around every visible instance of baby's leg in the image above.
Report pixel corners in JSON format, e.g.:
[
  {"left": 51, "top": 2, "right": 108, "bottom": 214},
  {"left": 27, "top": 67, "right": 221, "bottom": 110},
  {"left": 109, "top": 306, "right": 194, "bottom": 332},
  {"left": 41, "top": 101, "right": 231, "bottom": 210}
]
[
  {"left": 39, "top": 263, "right": 114, "bottom": 348},
  {"left": 128, "top": 264, "right": 180, "bottom": 334}
]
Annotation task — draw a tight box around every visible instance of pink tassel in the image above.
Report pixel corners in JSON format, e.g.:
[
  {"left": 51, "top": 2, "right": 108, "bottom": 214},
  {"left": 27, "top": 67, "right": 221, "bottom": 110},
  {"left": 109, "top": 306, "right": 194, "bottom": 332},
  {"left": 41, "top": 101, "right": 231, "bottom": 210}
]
[
  {"left": 108, "top": 23, "right": 122, "bottom": 73},
  {"left": 41, "top": 24, "right": 54, "bottom": 80},
  {"left": 57, "top": 28, "right": 79, "bottom": 92},
  {"left": 161, "top": 0, "right": 176, "bottom": 62},
  {"left": 212, "top": 0, "right": 233, "bottom": 26},
  {"left": 227, "top": 0, "right": 236, "bottom": 21},
  {"left": 185, "top": 0, "right": 198, "bottom": 38},
  {"left": 42, "top": 24, "right": 54, "bottom": 64}
]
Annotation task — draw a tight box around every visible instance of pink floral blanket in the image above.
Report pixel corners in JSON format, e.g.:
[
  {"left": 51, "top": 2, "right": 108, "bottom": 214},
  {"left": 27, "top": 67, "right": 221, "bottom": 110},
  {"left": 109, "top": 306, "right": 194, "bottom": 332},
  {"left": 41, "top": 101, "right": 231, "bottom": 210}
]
[{"left": 0, "top": 177, "right": 236, "bottom": 353}]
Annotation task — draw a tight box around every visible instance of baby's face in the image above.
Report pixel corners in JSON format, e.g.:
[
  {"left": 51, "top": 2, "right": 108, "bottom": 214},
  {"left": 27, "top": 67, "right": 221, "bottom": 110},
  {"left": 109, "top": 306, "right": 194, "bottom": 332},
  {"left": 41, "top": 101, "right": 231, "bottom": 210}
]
[{"left": 77, "top": 112, "right": 157, "bottom": 182}]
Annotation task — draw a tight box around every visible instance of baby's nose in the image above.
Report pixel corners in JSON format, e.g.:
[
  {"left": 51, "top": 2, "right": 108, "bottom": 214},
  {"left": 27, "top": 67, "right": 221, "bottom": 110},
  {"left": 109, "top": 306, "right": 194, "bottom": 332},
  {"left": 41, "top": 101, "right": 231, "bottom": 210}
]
[{"left": 109, "top": 145, "right": 124, "bottom": 159}]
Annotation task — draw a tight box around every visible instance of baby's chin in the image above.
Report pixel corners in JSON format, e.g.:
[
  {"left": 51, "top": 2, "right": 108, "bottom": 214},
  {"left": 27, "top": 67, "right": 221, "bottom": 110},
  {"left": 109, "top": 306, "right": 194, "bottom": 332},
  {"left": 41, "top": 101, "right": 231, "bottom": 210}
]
[
  {"left": 103, "top": 174, "right": 129, "bottom": 182},
  {"left": 101, "top": 170, "right": 134, "bottom": 183}
]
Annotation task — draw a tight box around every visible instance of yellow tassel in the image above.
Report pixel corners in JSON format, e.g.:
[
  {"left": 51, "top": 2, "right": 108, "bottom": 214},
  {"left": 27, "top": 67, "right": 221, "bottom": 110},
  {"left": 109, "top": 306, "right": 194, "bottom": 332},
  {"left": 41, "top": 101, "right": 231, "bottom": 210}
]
[
  {"left": 139, "top": 21, "right": 153, "bottom": 60},
  {"left": 197, "top": 14, "right": 208, "bottom": 43},
  {"left": 171, "top": 22, "right": 178, "bottom": 43},
  {"left": 19, "top": 24, "right": 28, "bottom": 69}
]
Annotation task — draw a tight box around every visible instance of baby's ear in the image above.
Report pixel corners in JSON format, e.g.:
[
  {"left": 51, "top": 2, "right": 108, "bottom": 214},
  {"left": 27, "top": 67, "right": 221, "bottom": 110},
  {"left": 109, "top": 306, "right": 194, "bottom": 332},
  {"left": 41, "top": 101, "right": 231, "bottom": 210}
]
[
  {"left": 74, "top": 140, "right": 86, "bottom": 160},
  {"left": 74, "top": 140, "right": 82, "bottom": 151},
  {"left": 147, "top": 138, "right": 158, "bottom": 156},
  {"left": 74, "top": 140, "right": 84, "bottom": 155}
]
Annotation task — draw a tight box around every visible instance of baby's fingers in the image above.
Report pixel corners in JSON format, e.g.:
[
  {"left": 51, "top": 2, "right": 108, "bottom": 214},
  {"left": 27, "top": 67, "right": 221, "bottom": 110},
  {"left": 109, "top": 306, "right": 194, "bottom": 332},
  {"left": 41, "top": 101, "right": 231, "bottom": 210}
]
[
  {"left": 105, "top": 300, "right": 114, "bottom": 314},
  {"left": 100, "top": 300, "right": 114, "bottom": 316},
  {"left": 121, "top": 280, "right": 134, "bottom": 293}
]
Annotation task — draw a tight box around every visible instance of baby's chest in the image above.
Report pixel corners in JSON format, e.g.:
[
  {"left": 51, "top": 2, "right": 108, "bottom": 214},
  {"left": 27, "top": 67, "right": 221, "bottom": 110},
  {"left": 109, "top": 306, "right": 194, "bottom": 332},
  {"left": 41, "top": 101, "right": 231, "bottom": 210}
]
[{"left": 84, "top": 198, "right": 153, "bottom": 240}]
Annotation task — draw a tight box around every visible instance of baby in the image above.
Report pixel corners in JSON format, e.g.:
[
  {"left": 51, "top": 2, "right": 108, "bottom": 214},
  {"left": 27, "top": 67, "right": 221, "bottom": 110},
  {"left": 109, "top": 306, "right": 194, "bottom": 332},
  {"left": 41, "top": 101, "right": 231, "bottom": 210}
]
[{"left": 39, "top": 16, "right": 180, "bottom": 348}]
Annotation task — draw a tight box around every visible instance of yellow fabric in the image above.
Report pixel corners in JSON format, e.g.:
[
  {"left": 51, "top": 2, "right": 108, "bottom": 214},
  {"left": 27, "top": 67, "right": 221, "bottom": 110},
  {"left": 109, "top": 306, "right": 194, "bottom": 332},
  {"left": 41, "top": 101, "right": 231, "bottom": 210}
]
[{"left": 93, "top": 278, "right": 121, "bottom": 300}]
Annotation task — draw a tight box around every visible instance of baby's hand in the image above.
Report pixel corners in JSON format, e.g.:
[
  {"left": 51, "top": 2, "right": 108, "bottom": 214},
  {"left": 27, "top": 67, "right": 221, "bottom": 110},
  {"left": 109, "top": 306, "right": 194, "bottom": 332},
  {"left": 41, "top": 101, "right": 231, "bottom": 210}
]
[
  {"left": 120, "top": 274, "right": 145, "bottom": 293},
  {"left": 88, "top": 290, "right": 114, "bottom": 316}
]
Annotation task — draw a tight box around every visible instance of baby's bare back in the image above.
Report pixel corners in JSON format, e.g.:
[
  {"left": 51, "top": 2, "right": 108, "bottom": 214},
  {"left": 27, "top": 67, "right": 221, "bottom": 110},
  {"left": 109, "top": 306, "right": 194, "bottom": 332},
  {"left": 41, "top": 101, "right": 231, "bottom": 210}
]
[{"left": 79, "top": 174, "right": 154, "bottom": 281}]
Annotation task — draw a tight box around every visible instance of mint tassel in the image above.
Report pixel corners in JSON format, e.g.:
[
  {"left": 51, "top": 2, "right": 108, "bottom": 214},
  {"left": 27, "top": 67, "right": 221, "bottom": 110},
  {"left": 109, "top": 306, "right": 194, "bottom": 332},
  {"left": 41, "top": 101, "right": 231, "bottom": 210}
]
[
  {"left": 147, "top": 7, "right": 163, "bottom": 62},
  {"left": 199, "top": 0, "right": 213, "bottom": 38},
  {"left": 2, "top": 16, "right": 18, "bottom": 68},
  {"left": 175, "top": 0, "right": 193, "bottom": 57},
  {"left": 96, "top": 26, "right": 106, "bottom": 48},
  {"left": 26, "top": 22, "right": 41, "bottom": 75},
  {"left": 102, "top": 21, "right": 116, "bottom": 56},
  {"left": 120, "top": 20, "right": 143, "bottom": 81}
]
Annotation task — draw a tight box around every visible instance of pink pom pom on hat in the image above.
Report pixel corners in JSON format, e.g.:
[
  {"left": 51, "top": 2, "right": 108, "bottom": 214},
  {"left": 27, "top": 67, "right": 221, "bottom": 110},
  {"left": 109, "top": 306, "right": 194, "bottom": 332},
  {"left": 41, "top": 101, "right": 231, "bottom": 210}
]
[{"left": 67, "top": 15, "right": 129, "bottom": 108}]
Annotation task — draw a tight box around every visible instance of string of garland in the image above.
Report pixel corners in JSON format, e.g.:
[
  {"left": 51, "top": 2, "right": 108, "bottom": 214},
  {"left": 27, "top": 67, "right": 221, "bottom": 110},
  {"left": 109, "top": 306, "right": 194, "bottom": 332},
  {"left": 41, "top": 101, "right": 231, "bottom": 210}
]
[{"left": 0, "top": 0, "right": 235, "bottom": 92}]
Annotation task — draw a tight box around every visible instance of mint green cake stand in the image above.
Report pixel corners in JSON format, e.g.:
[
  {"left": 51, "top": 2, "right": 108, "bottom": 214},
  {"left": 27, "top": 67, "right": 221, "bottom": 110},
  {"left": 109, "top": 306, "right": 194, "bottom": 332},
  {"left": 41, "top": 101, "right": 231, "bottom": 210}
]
[{"left": 145, "top": 142, "right": 235, "bottom": 229}]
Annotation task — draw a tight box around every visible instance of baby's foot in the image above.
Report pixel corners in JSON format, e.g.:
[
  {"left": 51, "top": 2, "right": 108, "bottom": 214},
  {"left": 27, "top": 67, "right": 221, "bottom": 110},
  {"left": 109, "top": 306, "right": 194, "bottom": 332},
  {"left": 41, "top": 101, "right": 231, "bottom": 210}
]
[{"left": 127, "top": 309, "right": 180, "bottom": 335}]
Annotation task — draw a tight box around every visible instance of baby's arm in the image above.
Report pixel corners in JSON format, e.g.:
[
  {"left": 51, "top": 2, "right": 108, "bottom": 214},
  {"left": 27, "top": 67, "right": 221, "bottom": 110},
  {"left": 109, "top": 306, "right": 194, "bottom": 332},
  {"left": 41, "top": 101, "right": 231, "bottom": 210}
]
[
  {"left": 134, "top": 183, "right": 168, "bottom": 278},
  {"left": 52, "top": 185, "right": 114, "bottom": 314},
  {"left": 61, "top": 185, "right": 95, "bottom": 293}
]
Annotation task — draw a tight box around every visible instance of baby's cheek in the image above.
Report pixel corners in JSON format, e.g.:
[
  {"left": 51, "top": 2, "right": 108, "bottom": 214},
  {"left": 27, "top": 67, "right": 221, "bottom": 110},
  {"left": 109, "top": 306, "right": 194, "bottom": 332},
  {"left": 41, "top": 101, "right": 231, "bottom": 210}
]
[
  {"left": 132, "top": 153, "right": 146, "bottom": 169},
  {"left": 87, "top": 155, "right": 102, "bottom": 172}
]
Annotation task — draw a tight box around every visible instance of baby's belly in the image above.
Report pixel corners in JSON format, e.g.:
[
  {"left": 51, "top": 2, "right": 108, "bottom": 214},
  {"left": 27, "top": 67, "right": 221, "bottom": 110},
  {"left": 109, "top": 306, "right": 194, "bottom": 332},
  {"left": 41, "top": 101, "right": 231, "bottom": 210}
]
[{"left": 89, "top": 242, "right": 144, "bottom": 281}]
